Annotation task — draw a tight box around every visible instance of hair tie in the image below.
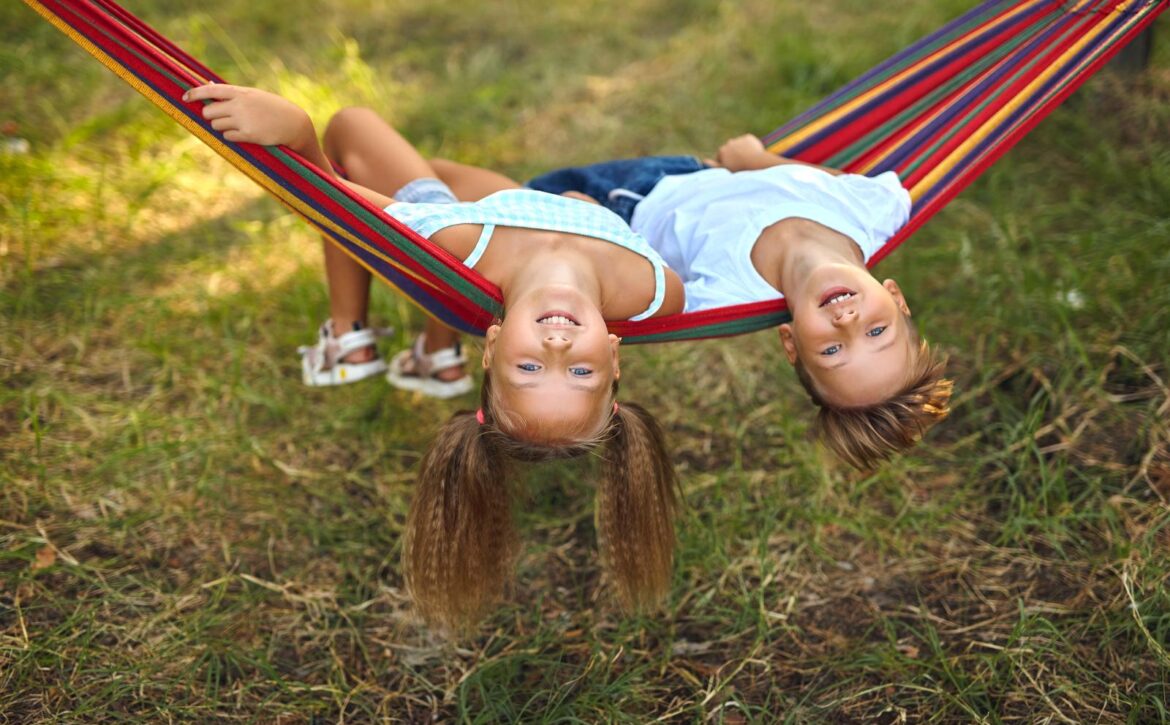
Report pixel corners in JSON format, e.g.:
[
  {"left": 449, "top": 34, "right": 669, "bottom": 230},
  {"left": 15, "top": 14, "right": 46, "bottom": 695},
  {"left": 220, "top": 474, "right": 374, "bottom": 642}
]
[
  {"left": 612, "top": 401, "right": 619, "bottom": 414},
  {"left": 475, "top": 408, "right": 485, "bottom": 424}
]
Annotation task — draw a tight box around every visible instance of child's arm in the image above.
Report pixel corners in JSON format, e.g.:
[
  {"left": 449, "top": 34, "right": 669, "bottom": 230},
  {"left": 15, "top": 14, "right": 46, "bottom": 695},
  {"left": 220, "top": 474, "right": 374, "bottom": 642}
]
[
  {"left": 715, "top": 134, "right": 844, "bottom": 176},
  {"left": 182, "top": 83, "right": 395, "bottom": 208}
]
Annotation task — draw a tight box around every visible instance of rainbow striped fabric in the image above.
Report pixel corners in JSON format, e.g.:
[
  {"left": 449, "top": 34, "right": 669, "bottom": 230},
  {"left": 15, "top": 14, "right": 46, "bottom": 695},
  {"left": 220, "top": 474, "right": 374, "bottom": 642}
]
[{"left": 23, "top": 0, "right": 1167, "bottom": 343}]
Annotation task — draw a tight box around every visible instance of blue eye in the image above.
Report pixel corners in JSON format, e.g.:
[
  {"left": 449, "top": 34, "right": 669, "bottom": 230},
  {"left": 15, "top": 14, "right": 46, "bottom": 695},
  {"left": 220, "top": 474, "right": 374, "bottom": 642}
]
[
  {"left": 518, "top": 363, "right": 541, "bottom": 372},
  {"left": 867, "top": 326, "right": 887, "bottom": 337},
  {"left": 569, "top": 367, "right": 592, "bottom": 377},
  {"left": 820, "top": 344, "right": 841, "bottom": 356}
]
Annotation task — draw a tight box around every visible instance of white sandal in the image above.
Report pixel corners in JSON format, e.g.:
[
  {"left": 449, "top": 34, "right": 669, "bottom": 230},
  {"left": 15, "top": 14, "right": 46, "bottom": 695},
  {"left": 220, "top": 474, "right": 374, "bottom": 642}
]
[
  {"left": 386, "top": 334, "right": 474, "bottom": 399},
  {"left": 299, "top": 320, "right": 392, "bottom": 387}
]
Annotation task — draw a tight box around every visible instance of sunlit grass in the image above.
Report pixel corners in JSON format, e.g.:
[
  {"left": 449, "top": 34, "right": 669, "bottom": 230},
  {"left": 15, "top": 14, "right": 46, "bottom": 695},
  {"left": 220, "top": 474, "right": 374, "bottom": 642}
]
[{"left": 2, "top": 0, "right": 1168, "bottom": 721}]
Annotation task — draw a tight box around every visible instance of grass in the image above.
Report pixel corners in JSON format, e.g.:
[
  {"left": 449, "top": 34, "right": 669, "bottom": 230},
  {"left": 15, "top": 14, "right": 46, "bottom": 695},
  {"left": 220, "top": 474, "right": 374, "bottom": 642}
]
[{"left": 2, "top": 0, "right": 1169, "bottom": 721}]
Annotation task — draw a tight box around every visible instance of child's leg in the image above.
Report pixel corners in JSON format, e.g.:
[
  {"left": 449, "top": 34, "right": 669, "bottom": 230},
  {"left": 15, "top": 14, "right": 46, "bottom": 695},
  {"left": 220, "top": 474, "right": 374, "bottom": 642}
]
[
  {"left": 312, "top": 108, "right": 441, "bottom": 365},
  {"left": 321, "top": 110, "right": 486, "bottom": 391},
  {"left": 401, "top": 159, "right": 521, "bottom": 382},
  {"left": 321, "top": 239, "right": 373, "bottom": 343},
  {"left": 323, "top": 107, "right": 437, "bottom": 194},
  {"left": 321, "top": 107, "right": 437, "bottom": 332},
  {"left": 415, "top": 159, "right": 520, "bottom": 365},
  {"left": 430, "top": 158, "right": 521, "bottom": 201}
]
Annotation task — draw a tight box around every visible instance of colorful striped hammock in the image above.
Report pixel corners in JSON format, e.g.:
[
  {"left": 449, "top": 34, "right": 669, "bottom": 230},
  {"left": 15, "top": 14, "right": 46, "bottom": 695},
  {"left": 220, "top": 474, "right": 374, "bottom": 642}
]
[{"left": 24, "top": 0, "right": 1167, "bottom": 343}]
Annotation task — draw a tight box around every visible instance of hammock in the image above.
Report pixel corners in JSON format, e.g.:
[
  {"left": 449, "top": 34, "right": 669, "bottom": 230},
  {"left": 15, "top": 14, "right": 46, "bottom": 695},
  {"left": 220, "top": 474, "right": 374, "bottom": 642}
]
[{"left": 24, "top": 0, "right": 1166, "bottom": 343}]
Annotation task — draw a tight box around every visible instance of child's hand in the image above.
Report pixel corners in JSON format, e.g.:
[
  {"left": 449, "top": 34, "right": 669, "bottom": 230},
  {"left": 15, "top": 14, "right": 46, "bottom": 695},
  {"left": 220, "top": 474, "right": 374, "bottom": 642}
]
[
  {"left": 715, "top": 134, "right": 769, "bottom": 171},
  {"left": 183, "top": 83, "right": 314, "bottom": 150}
]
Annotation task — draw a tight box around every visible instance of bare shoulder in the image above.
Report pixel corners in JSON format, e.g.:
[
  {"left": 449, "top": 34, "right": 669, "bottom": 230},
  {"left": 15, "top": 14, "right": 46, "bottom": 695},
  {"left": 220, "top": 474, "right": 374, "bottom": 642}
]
[{"left": 655, "top": 268, "right": 686, "bottom": 317}]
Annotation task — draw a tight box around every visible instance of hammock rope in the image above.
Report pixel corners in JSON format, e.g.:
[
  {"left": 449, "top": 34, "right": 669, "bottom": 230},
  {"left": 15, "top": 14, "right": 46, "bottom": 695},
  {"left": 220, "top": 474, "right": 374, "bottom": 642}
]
[{"left": 23, "top": 0, "right": 1167, "bottom": 343}]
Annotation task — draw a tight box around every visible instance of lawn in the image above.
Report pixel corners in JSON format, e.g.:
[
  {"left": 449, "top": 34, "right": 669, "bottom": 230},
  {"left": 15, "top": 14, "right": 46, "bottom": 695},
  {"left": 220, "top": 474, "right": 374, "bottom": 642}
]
[{"left": 2, "top": 0, "right": 1169, "bottom": 721}]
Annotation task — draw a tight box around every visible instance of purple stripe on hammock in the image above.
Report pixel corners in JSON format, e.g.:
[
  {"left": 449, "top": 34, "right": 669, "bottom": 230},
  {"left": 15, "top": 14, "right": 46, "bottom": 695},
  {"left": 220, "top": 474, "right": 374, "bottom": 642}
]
[
  {"left": 317, "top": 225, "right": 487, "bottom": 334},
  {"left": 871, "top": 2, "right": 1085, "bottom": 176},
  {"left": 763, "top": 0, "right": 1021, "bottom": 144},
  {"left": 914, "top": 1, "right": 1146, "bottom": 211},
  {"left": 776, "top": 0, "right": 1051, "bottom": 158},
  {"left": 90, "top": 22, "right": 481, "bottom": 313}
]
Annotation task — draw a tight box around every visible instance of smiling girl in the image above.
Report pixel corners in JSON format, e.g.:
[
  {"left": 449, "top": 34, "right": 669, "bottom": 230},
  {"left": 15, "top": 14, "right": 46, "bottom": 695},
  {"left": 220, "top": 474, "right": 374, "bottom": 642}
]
[{"left": 182, "top": 84, "right": 682, "bottom": 629}]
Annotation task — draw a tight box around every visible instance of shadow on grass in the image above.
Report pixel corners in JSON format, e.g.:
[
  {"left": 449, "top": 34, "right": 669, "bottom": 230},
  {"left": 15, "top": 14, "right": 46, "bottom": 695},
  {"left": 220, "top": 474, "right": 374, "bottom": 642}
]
[{"left": 1, "top": 195, "right": 282, "bottom": 320}]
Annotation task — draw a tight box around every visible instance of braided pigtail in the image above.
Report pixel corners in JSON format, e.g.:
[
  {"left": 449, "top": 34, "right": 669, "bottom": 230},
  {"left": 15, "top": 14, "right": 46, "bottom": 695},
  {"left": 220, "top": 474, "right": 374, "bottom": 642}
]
[
  {"left": 404, "top": 408, "right": 518, "bottom": 631},
  {"left": 596, "top": 401, "right": 680, "bottom": 611}
]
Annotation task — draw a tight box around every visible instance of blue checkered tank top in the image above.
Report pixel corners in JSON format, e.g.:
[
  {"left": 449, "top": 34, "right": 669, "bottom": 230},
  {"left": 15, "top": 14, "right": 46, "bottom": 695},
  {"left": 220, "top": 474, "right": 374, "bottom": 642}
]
[{"left": 385, "top": 189, "right": 667, "bottom": 321}]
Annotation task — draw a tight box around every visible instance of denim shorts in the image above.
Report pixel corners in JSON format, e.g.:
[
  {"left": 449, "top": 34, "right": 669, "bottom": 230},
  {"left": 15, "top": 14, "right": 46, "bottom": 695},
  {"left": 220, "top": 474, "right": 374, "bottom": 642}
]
[
  {"left": 525, "top": 155, "right": 708, "bottom": 224},
  {"left": 393, "top": 177, "right": 459, "bottom": 204}
]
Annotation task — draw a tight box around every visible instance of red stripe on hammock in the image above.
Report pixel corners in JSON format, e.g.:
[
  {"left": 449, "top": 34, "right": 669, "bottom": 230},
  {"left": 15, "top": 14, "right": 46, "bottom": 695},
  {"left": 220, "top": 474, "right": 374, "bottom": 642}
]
[
  {"left": 898, "top": 6, "right": 1097, "bottom": 187},
  {"left": 841, "top": 9, "right": 1063, "bottom": 174},
  {"left": 47, "top": 0, "right": 213, "bottom": 96},
  {"left": 91, "top": 0, "right": 222, "bottom": 82},
  {"left": 792, "top": 14, "right": 1041, "bottom": 165},
  {"left": 42, "top": 0, "right": 503, "bottom": 330},
  {"left": 901, "top": 6, "right": 1163, "bottom": 252},
  {"left": 608, "top": 298, "right": 789, "bottom": 339}
]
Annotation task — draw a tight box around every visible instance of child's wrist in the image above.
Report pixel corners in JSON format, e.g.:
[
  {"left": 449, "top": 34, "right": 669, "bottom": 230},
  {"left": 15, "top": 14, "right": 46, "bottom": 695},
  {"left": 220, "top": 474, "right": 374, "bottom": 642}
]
[{"left": 290, "top": 114, "right": 318, "bottom": 154}]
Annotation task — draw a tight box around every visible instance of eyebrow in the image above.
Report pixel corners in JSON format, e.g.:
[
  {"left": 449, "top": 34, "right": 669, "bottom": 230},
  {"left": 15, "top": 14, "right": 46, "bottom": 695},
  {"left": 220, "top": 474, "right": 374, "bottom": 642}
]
[{"left": 505, "top": 377, "right": 604, "bottom": 393}]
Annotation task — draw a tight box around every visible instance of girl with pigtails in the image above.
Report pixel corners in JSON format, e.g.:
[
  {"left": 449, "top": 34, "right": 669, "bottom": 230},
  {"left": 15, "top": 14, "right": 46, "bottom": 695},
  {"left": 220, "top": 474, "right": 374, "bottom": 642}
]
[{"left": 181, "top": 83, "right": 683, "bottom": 628}]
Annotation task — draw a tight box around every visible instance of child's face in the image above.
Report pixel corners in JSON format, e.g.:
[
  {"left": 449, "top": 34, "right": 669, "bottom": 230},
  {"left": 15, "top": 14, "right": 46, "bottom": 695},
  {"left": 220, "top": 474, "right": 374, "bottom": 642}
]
[
  {"left": 482, "top": 286, "right": 620, "bottom": 443},
  {"left": 779, "top": 270, "right": 916, "bottom": 407}
]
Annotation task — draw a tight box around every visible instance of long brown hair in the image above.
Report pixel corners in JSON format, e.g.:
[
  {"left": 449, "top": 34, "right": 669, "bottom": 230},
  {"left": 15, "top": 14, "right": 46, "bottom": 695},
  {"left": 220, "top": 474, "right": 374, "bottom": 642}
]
[{"left": 404, "top": 374, "right": 679, "bottom": 631}]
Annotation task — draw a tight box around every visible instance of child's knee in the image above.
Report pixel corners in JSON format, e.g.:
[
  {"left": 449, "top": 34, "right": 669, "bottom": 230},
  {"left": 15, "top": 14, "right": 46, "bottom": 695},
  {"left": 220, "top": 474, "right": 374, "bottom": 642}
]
[
  {"left": 429, "top": 158, "right": 458, "bottom": 179},
  {"left": 323, "top": 106, "right": 381, "bottom": 146}
]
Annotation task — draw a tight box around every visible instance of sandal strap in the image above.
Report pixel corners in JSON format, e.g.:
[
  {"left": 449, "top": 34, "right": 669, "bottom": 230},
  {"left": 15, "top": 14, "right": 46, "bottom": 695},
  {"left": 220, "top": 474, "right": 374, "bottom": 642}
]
[
  {"left": 300, "top": 320, "right": 392, "bottom": 374},
  {"left": 333, "top": 325, "right": 391, "bottom": 359},
  {"left": 410, "top": 334, "right": 467, "bottom": 376},
  {"left": 423, "top": 345, "right": 467, "bottom": 372}
]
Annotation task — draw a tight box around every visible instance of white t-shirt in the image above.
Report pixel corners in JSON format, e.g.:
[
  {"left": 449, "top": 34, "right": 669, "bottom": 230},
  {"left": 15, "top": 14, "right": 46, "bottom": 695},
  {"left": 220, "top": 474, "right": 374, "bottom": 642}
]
[{"left": 629, "top": 164, "right": 912, "bottom": 312}]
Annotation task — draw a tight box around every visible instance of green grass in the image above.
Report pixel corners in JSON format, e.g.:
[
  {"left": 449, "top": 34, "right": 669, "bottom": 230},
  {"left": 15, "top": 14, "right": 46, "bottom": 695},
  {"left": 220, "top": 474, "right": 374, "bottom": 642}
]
[{"left": 3, "top": 0, "right": 1169, "bottom": 721}]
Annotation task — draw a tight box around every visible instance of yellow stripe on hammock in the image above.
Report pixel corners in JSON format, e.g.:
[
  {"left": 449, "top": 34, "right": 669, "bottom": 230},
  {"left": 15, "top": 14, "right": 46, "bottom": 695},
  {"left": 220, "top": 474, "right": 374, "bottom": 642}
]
[
  {"left": 23, "top": 0, "right": 469, "bottom": 322},
  {"left": 908, "top": 7, "right": 1124, "bottom": 200},
  {"left": 764, "top": 0, "right": 1042, "bottom": 155}
]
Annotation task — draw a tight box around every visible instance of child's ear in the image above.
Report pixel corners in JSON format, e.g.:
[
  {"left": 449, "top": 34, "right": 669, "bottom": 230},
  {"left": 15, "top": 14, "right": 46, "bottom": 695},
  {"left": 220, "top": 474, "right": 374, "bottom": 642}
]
[
  {"left": 882, "top": 279, "right": 912, "bottom": 317},
  {"left": 482, "top": 324, "right": 501, "bottom": 369},
  {"left": 609, "top": 334, "right": 621, "bottom": 380},
  {"left": 777, "top": 324, "right": 799, "bottom": 364}
]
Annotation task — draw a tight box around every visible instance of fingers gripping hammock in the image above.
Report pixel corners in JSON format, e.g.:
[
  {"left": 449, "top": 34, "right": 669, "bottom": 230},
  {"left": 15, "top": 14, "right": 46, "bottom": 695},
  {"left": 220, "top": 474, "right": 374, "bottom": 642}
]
[{"left": 26, "top": 0, "right": 1165, "bottom": 343}]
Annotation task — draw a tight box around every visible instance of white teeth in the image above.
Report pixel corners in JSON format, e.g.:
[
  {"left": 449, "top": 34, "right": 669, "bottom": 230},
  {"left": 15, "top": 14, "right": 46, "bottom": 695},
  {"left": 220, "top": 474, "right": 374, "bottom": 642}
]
[
  {"left": 538, "top": 315, "right": 576, "bottom": 325},
  {"left": 827, "top": 293, "right": 853, "bottom": 305}
]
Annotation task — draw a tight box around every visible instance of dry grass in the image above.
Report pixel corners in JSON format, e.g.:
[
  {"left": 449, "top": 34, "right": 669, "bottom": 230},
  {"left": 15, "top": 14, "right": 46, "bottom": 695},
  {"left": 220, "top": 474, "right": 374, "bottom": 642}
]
[{"left": 2, "top": 0, "right": 1169, "bottom": 721}]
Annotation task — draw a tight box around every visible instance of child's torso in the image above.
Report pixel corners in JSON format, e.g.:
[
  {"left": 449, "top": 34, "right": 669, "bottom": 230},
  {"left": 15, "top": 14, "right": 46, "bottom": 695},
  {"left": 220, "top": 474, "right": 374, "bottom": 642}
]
[
  {"left": 387, "top": 189, "right": 678, "bottom": 321},
  {"left": 437, "top": 225, "right": 668, "bottom": 321},
  {"left": 630, "top": 164, "right": 912, "bottom": 312}
]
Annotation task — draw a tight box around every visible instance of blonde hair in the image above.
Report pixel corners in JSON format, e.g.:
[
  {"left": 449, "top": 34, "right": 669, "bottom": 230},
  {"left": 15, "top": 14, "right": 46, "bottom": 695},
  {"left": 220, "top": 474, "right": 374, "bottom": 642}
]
[
  {"left": 794, "top": 336, "right": 952, "bottom": 470},
  {"left": 404, "top": 373, "right": 679, "bottom": 631}
]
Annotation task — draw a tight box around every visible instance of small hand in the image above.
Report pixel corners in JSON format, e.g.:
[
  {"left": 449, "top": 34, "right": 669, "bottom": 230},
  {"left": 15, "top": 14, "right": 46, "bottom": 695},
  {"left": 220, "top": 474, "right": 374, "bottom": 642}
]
[
  {"left": 182, "top": 83, "right": 313, "bottom": 149},
  {"left": 715, "top": 133, "right": 768, "bottom": 171}
]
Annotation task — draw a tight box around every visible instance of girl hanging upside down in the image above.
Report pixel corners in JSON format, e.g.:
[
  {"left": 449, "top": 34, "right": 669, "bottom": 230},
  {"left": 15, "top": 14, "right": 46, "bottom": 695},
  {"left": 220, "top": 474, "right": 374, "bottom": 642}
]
[{"left": 182, "top": 83, "right": 681, "bottom": 630}]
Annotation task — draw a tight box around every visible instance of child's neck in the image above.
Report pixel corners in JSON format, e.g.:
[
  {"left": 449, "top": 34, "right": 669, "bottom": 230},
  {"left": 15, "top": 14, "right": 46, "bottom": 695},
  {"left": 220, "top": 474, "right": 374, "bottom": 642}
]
[
  {"left": 751, "top": 218, "right": 865, "bottom": 295},
  {"left": 499, "top": 249, "right": 605, "bottom": 310}
]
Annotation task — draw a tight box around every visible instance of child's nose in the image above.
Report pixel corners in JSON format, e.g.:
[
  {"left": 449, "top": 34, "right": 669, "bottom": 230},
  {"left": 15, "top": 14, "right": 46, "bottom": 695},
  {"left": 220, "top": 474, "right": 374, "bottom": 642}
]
[
  {"left": 832, "top": 307, "right": 858, "bottom": 324},
  {"left": 542, "top": 335, "right": 571, "bottom": 350}
]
